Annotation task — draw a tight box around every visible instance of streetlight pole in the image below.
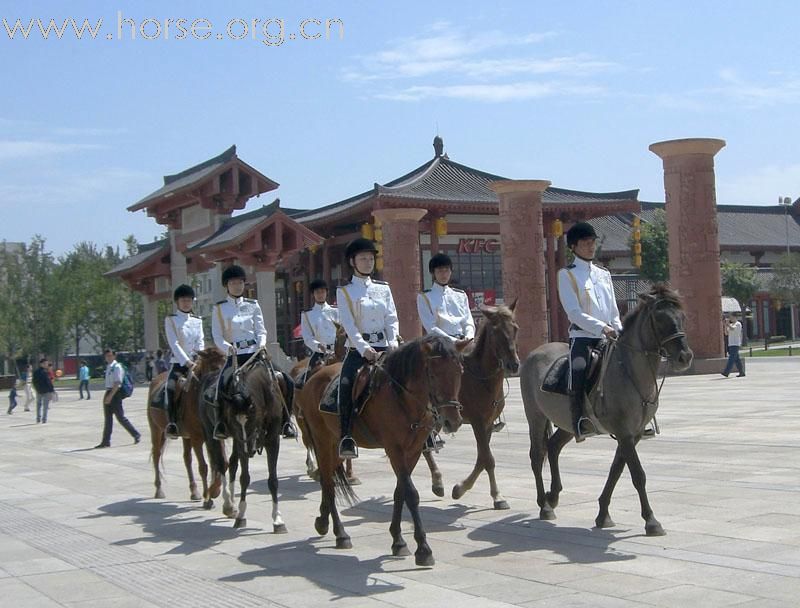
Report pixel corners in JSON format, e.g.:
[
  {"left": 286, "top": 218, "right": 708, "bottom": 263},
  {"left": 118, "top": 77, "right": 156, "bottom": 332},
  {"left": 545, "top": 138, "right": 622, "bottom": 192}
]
[{"left": 779, "top": 196, "right": 795, "bottom": 339}]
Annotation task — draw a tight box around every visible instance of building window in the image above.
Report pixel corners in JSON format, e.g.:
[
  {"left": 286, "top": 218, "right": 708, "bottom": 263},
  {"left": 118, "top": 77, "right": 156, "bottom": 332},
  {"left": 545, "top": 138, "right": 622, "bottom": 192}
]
[{"left": 450, "top": 249, "right": 503, "bottom": 302}]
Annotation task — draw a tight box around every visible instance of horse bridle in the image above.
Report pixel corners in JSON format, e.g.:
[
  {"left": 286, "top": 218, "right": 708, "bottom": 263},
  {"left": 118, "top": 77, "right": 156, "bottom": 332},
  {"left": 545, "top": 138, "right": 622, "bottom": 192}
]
[{"left": 643, "top": 304, "right": 687, "bottom": 360}]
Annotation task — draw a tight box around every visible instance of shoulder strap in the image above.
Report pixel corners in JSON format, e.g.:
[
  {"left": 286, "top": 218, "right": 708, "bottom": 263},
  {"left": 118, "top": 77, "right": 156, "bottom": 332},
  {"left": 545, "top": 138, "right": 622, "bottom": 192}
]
[
  {"left": 566, "top": 269, "right": 587, "bottom": 313},
  {"left": 420, "top": 292, "right": 439, "bottom": 327},
  {"left": 168, "top": 316, "right": 186, "bottom": 352},
  {"left": 215, "top": 303, "right": 231, "bottom": 342},
  {"left": 340, "top": 287, "right": 363, "bottom": 334},
  {"left": 303, "top": 311, "right": 321, "bottom": 343}
]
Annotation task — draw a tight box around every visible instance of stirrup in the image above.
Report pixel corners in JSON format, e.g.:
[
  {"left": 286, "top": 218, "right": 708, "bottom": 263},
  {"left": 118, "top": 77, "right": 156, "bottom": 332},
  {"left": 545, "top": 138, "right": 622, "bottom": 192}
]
[
  {"left": 492, "top": 419, "right": 506, "bottom": 433},
  {"left": 213, "top": 422, "right": 228, "bottom": 440},
  {"left": 575, "top": 416, "right": 598, "bottom": 442},
  {"left": 338, "top": 436, "right": 358, "bottom": 459},
  {"left": 165, "top": 423, "right": 179, "bottom": 440},
  {"left": 423, "top": 432, "right": 445, "bottom": 453},
  {"left": 282, "top": 422, "right": 297, "bottom": 438}
]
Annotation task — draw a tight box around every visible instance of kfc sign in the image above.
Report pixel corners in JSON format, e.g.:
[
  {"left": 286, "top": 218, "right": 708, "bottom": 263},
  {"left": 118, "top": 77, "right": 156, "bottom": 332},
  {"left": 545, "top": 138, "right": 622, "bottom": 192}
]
[{"left": 457, "top": 238, "right": 499, "bottom": 254}]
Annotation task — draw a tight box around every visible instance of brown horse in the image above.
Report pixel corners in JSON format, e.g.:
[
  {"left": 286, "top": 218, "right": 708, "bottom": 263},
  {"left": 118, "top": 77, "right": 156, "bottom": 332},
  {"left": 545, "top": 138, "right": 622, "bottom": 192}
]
[
  {"left": 520, "top": 284, "right": 693, "bottom": 535},
  {"left": 298, "top": 335, "right": 467, "bottom": 566},
  {"left": 423, "top": 302, "right": 520, "bottom": 509},
  {"left": 147, "top": 348, "right": 225, "bottom": 505}
]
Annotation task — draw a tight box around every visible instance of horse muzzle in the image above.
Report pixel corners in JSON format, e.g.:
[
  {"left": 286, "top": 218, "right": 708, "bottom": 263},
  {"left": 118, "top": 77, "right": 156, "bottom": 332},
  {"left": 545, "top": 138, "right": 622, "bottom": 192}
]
[{"left": 438, "top": 400, "right": 463, "bottom": 434}]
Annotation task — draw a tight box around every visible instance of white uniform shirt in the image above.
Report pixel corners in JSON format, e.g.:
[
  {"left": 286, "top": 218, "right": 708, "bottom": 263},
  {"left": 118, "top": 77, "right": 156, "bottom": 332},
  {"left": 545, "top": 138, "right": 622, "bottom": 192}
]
[
  {"left": 104, "top": 360, "right": 124, "bottom": 389},
  {"left": 727, "top": 320, "right": 743, "bottom": 347},
  {"left": 301, "top": 302, "right": 339, "bottom": 352},
  {"left": 165, "top": 310, "right": 205, "bottom": 366},
  {"left": 417, "top": 283, "right": 476, "bottom": 341},
  {"left": 337, "top": 276, "right": 399, "bottom": 355},
  {"left": 212, "top": 295, "right": 267, "bottom": 355},
  {"left": 557, "top": 257, "right": 623, "bottom": 339}
]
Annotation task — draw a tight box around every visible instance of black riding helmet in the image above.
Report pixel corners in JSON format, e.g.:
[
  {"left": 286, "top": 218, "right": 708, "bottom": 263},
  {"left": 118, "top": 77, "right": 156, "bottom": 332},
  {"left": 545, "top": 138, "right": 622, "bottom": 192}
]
[
  {"left": 173, "top": 284, "right": 195, "bottom": 301},
  {"left": 344, "top": 237, "right": 378, "bottom": 260},
  {"left": 309, "top": 278, "right": 328, "bottom": 292},
  {"left": 428, "top": 253, "right": 453, "bottom": 274},
  {"left": 566, "top": 221, "right": 598, "bottom": 247},
  {"left": 221, "top": 264, "right": 247, "bottom": 285}
]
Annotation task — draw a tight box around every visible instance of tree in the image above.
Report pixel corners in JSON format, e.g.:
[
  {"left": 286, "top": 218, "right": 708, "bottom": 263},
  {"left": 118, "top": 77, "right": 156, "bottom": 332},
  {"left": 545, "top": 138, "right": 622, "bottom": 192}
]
[
  {"left": 636, "top": 209, "right": 669, "bottom": 283},
  {"left": 769, "top": 253, "right": 800, "bottom": 305},
  {"left": 721, "top": 261, "right": 759, "bottom": 308}
]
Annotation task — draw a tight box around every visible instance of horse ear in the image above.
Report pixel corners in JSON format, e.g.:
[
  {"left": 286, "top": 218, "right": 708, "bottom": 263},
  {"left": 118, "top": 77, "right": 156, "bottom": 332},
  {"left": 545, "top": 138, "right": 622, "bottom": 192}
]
[
  {"left": 455, "top": 338, "right": 472, "bottom": 352},
  {"left": 508, "top": 298, "right": 518, "bottom": 313},
  {"left": 421, "top": 341, "right": 432, "bottom": 355}
]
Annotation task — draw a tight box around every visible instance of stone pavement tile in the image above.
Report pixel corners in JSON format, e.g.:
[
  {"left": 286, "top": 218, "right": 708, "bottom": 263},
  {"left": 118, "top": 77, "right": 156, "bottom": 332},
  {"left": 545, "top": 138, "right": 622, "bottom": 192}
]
[
  {"left": 687, "top": 537, "right": 793, "bottom": 560},
  {"left": 519, "top": 590, "right": 651, "bottom": 607},
  {"left": 0, "top": 577, "right": 63, "bottom": 607},
  {"left": 23, "top": 570, "right": 129, "bottom": 603},
  {"left": 590, "top": 553, "right": 690, "bottom": 578},
  {"left": 661, "top": 563, "right": 800, "bottom": 603},
  {"left": 2, "top": 557, "right": 77, "bottom": 577},
  {"left": 735, "top": 599, "right": 800, "bottom": 608},
  {"left": 63, "top": 598, "right": 162, "bottom": 608},
  {"left": 627, "top": 583, "right": 756, "bottom": 607},
  {"left": 459, "top": 577, "right": 575, "bottom": 604},
  {"left": 560, "top": 571, "right": 680, "bottom": 597}
]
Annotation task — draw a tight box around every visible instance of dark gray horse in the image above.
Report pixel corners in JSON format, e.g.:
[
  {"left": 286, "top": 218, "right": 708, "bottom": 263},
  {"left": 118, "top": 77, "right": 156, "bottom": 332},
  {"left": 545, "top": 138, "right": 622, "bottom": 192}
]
[{"left": 520, "top": 284, "right": 693, "bottom": 536}]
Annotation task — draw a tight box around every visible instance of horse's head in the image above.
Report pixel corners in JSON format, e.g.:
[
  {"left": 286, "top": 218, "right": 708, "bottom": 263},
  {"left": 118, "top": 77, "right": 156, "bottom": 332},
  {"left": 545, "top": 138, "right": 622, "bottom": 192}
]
[
  {"left": 635, "top": 284, "right": 693, "bottom": 371},
  {"left": 420, "top": 336, "right": 467, "bottom": 434},
  {"left": 479, "top": 300, "right": 520, "bottom": 374},
  {"left": 195, "top": 348, "right": 226, "bottom": 376}
]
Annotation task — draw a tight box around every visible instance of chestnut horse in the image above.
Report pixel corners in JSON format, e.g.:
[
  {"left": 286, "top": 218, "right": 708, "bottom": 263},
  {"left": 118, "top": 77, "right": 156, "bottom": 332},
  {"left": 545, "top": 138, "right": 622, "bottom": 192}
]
[
  {"left": 520, "top": 284, "right": 693, "bottom": 535},
  {"left": 147, "top": 348, "right": 225, "bottom": 504},
  {"left": 299, "top": 335, "right": 467, "bottom": 566},
  {"left": 423, "top": 302, "right": 520, "bottom": 509}
]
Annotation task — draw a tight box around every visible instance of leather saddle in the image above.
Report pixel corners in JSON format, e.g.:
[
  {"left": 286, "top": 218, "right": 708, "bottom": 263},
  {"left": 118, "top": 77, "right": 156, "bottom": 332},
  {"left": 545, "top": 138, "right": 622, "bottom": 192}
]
[
  {"left": 541, "top": 342, "right": 609, "bottom": 396},
  {"left": 319, "top": 363, "right": 380, "bottom": 415},
  {"left": 148, "top": 375, "right": 188, "bottom": 410}
]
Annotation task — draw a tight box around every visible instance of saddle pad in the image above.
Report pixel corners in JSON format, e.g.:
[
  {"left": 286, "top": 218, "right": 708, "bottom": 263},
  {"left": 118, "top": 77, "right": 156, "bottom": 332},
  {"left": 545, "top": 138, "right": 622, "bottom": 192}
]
[
  {"left": 318, "top": 370, "right": 373, "bottom": 417},
  {"left": 319, "top": 374, "right": 341, "bottom": 414},
  {"left": 149, "top": 379, "right": 168, "bottom": 410},
  {"left": 541, "top": 355, "right": 570, "bottom": 395}
]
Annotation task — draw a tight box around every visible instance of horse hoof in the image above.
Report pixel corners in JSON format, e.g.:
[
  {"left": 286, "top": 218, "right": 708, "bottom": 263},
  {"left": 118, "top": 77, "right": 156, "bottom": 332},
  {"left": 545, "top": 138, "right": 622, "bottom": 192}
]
[
  {"left": 545, "top": 492, "right": 560, "bottom": 509},
  {"left": 335, "top": 537, "right": 352, "bottom": 550},
  {"left": 595, "top": 515, "right": 615, "bottom": 529},
  {"left": 451, "top": 485, "right": 465, "bottom": 500},
  {"left": 646, "top": 522, "right": 666, "bottom": 536},
  {"left": 432, "top": 484, "right": 445, "bottom": 498},
  {"left": 190, "top": 493, "right": 202, "bottom": 502},
  {"left": 415, "top": 553, "right": 435, "bottom": 567},
  {"left": 210, "top": 487, "right": 221, "bottom": 499},
  {"left": 493, "top": 500, "right": 510, "bottom": 510},
  {"left": 539, "top": 507, "right": 556, "bottom": 521},
  {"left": 233, "top": 518, "right": 247, "bottom": 529},
  {"left": 154, "top": 488, "right": 165, "bottom": 499},
  {"left": 223, "top": 506, "right": 238, "bottom": 519},
  {"left": 273, "top": 523, "right": 288, "bottom": 534},
  {"left": 314, "top": 516, "right": 329, "bottom": 536},
  {"left": 347, "top": 476, "right": 362, "bottom": 486},
  {"left": 392, "top": 543, "right": 411, "bottom": 557},
  {"left": 203, "top": 499, "right": 214, "bottom": 510}
]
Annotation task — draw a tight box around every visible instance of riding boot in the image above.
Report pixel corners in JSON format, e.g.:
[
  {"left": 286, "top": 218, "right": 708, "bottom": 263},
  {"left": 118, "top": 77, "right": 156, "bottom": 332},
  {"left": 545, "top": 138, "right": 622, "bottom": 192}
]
[
  {"left": 165, "top": 387, "right": 179, "bottom": 440},
  {"left": 569, "top": 390, "right": 595, "bottom": 443},
  {"left": 282, "top": 406, "right": 297, "bottom": 438},
  {"left": 212, "top": 401, "right": 228, "bottom": 440},
  {"left": 338, "top": 400, "right": 358, "bottom": 459}
]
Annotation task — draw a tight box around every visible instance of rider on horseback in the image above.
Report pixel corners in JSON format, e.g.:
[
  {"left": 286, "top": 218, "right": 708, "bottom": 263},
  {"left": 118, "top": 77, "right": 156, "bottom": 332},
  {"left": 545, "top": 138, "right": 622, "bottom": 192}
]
[
  {"left": 211, "top": 265, "right": 267, "bottom": 440},
  {"left": 557, "top": 222, "right": 622, "bottom": 442},
  {"left": 164, "top": 284, "right": 205, "bottom": 440},
  {"left": 299, "top": 279, "right": 339, "bottom": 386},
  {"left": 336, "top": 237, "right": 399, "bottom": 459}
]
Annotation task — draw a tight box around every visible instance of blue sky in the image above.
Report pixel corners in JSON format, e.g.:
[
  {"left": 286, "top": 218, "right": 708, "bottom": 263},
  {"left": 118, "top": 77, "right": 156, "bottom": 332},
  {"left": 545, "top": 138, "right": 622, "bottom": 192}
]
[{"left": 3, "top": 1, "right": 799, "bottom": 255}]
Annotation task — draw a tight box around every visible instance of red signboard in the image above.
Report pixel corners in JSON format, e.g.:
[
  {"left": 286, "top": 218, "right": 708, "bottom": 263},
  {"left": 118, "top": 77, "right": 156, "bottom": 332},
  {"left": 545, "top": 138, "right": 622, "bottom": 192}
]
[{"left": 467, "top": 289, "right": 496, "bottom": 309}]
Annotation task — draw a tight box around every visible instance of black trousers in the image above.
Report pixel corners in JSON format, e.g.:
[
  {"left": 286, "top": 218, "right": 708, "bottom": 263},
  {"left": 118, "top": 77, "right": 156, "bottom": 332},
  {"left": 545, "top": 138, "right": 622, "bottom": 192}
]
[
  {"left": 101, "top": 390, "right": 139, "bottom": 445},
  {"left": 338, "top": 347, "right": 385, "bottom": 437},
  {"left": 569, "top": 337, "right": 601, "bottom": 396},
  {"left": 217, "top": 353, "right": 254, "bottom": 393}
]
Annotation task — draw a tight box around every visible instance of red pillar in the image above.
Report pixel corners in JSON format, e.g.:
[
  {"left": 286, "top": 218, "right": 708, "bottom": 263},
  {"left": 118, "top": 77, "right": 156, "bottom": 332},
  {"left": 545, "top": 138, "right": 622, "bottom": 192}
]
[
  {"left": 545, "top": 230, "right": 558, "bottom": 341},
  {"left": 491, "top": 180, "right": 550, "bottom": 359},
  {"left": 650, "top": 138, "right": 726, "bottom": 359},
  {"left": 372, "top": 208, "right": 427, "bottom": 339}
]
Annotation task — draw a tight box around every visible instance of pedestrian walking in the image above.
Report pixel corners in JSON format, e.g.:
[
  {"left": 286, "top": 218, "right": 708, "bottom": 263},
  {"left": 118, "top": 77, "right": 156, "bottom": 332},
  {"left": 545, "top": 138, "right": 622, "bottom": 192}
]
[
  {"left": 7, "top": 383, "right": 18, "bottom": 414},
  {"left": 22, "top": 364, "right": 34, "bottom": 411},
  {"left": 95, "top": 348, "right": 140, "bottom": 448},
  {"left": 32, "top": 357, "right": 56, "bottom": 423},
  {"left": 722, "top": 312, "right": 745, "bottom": 377},
  {"left": 78, "top": 360, "right": 91, "bottom": 399}
]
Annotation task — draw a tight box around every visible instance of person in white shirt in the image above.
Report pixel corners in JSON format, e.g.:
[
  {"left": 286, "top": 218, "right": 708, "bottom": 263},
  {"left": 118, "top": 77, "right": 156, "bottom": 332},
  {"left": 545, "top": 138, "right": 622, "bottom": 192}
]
[
  {"left": 211, "top": 264, "right": 267, "bottom": 439},
  {"left": 417, "top": 253, "right": 475, "bottom": 342},
  {"left": 164, "top": 284, "right": 205, "bottom": 439},
  {"left": 95, "top": 348, "right": 140, "bottom": 448},
  {"left": 722, "top": 312, "right": 745, "bottom": 377},
  {"left": 557, "top": 222, "right": 623, "bottom": 442},
  {"left": 300, "top": 278, "right": 339, "bottom": 384},
  {"left": 336, "top": 238, "right": 399, "bottom": 458}
]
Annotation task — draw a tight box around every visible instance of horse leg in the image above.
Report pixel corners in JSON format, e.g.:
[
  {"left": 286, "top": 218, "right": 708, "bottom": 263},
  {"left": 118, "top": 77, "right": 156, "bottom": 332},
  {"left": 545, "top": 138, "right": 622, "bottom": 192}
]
[
  {"left": 221, "top": 449, "right": 238, "bottom": 519},
  {"left": 619, "top": 436, "right": 665, "bottom": 536},
  {"left": 233, "top": 451, "right": 249, "bottom": 528},
  {"left": 306, "top": 448, "right": 319, "bottom": 481},
  {"left": 595, "top": 443, "right": 625, "bottom": 529},
  {"left": 266, "top": 433, "right": 287, "bottom": 534},
  {"left": 422, "top": 450, "right": 444, "bottom": 497},
  {"left": 403, "top": 473, "right": 433, "bottom": 567},
  {"left": 313, "top": 444, "right": 336, "bottom": 538},
  {"left": 193, "top": 439, "right": 210, "bottom": 504},
  {"left": 482, "top": 428, "right": 509, "bottom": 510},
  {"left": 452, "top": 424, "right": 487, "bottom": 502},
  {"left": 345, "top": 458, "right": 361, "bottom": 485},
  {"left": 150, "top": 417, "right": 166, "bottom": 499},
  {"left": 182, "top": 438, "right": 200, "bottom": 501},
  {"left": 544, "top": 427, "right": 574, "bottom": 514},
  {"left": 529, "top": 419, "right": 551, "bottom": 519},
  {"left": 389, "top": 479, "right": 411, "bottom": 557}
]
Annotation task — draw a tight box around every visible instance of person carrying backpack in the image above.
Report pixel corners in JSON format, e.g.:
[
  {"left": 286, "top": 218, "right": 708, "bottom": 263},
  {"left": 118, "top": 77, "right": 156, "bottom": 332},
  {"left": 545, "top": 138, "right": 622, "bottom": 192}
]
[{"left": 95, "top": 348, "right": 140, "bottom": 448}]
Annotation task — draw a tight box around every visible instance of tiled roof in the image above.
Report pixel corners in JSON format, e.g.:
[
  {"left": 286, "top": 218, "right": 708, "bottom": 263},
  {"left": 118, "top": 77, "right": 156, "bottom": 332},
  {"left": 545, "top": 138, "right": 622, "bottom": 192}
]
[
  {"left": 190, "top": 199, "right": 281, "bottom": 251},
  {"left": 106, "top": 240, "right": 168, "bottom": 276},
  {"left": 129, "top": 146, "right": 238, "bottom": 210}
]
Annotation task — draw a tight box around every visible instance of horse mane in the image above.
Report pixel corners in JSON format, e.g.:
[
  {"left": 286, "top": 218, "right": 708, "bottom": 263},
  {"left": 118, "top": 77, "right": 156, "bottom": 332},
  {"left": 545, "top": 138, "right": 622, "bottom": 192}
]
[
  {"left": 471, "top": 304, "right": 514, "bottom": 359},
  {"left": 382, "top": 334, "right": 460, "bottom": 396},
  {"left": 195, "top": 348, "right": 225, "bottom": 375},
  {"left": 622, "top": 283, "right": 683, "bottom": 332}
]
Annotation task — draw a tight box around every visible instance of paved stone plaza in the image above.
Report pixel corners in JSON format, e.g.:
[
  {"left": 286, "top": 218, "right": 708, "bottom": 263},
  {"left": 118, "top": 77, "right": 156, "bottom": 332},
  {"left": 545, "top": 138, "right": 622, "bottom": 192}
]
[{"left": 0, "top": 358, "right": 798, "bottom": 607}]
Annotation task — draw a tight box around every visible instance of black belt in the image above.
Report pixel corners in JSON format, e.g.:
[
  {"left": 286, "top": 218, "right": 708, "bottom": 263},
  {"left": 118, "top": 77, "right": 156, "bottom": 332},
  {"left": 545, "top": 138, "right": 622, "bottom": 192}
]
[
  {"left": 449, "top": 333, "right": 466, "bottom": 339},
  {"left": 361, "top": 331, "right": 385, "bottom": 343},
  {"left": 235, "top": 339, "right": 257, "bottom": 348}
]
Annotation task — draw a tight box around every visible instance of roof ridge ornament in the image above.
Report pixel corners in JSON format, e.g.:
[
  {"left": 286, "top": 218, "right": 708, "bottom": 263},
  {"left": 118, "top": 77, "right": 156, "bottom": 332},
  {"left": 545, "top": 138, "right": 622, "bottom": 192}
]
[{"left": 433, "top": 135, "right": 444, "bottom": 157}]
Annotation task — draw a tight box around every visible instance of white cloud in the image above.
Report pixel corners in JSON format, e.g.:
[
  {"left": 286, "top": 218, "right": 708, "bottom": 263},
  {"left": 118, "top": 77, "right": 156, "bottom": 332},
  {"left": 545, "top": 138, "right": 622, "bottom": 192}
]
[
  {"left": 377, "top": 81, "right": 606, "bottom": 102},
  {"left": 717, "top": 163, "right": 800, "bottom": 205},
  {"left": 0, "top": 140, "right": 106, "bottom": 161},
  {"left": 52, "top": 126, "right": 128, "bottom": 137},
  {"left": 711, "top": 68, "right": 800, "bottom": 107}
]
